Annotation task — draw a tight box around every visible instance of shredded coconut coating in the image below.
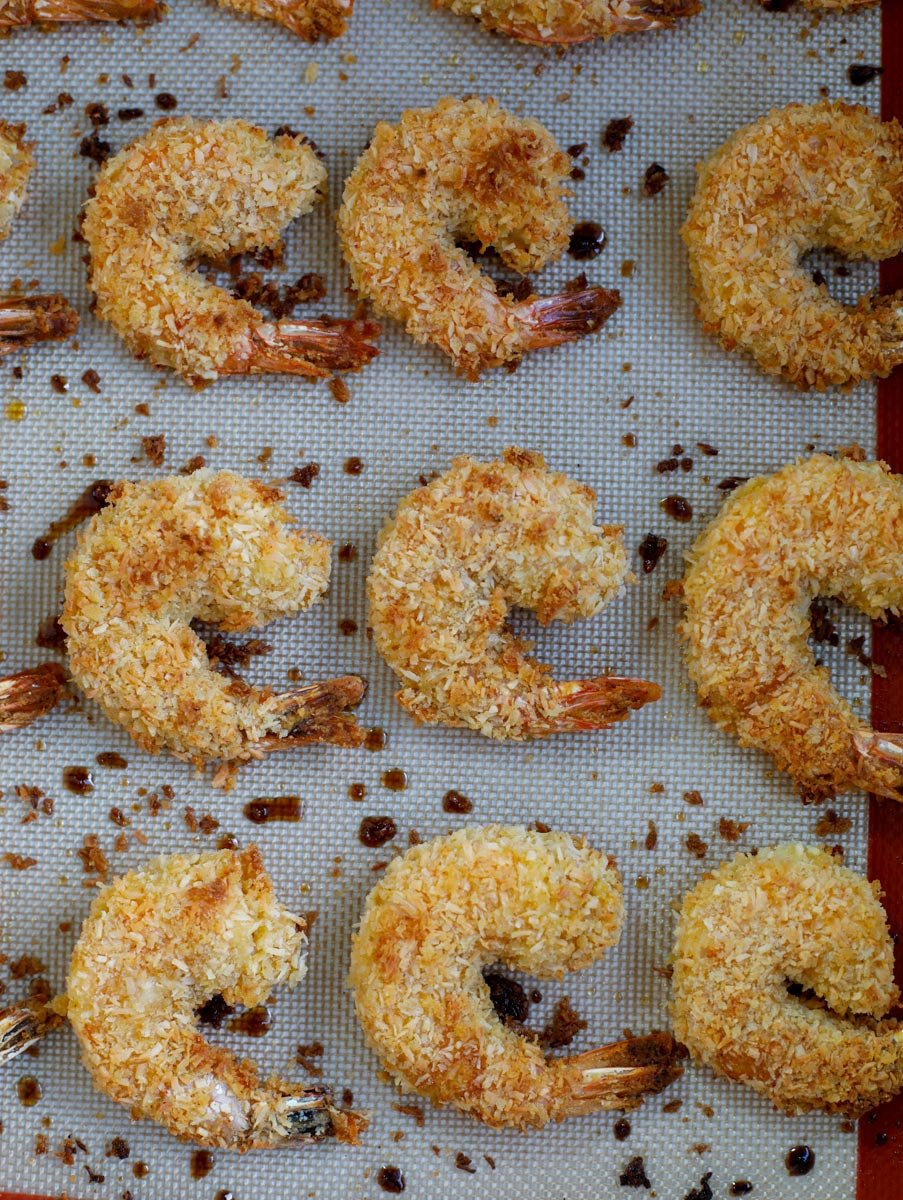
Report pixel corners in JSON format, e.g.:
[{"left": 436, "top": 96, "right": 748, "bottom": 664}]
[
  {"left": 681, "top": 454, "right": 903, "bottom": 802},
  {"left": 682, "top": 101, "right": 903, "bottom": 390},
  {"left": 369, "top": 447, "right": 659, "bottom": 739},
  {"left": 434, "top": 0, "right": 697, "bottom": 45},
  {"left": 83, "top": 119, "right": 329, "bottom": 383},
  {"left": 62, "top": 470, "right": 364, "bottom": 766},
  {"left": 350, "top": 825, "right": 631, "bottom": 1128},
  {"left": 671, "top": 844, "right": 903, "bottom": 1116},
  {"left": 218, "top": 0, "right": 351, "bottom": 38},
  {"left": 0, "top": 121, "right": 32, "bottom": 240},
  {"left": 338, "top": 97, "right": 620, "bottom": 378}
]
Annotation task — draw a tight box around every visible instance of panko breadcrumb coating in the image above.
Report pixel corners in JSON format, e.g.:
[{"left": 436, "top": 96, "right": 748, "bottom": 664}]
[
  {"left": 350, "top": 825, "right": 682, "bottom": 1128},
  {"left": 219, "top": 0, "right": 352, "bottom": 39},
  {"left": 65, "top": 847, "right": 366, "bottom": 1148},
  {"left": 434, "top": 0, "right": 697, "bottom": 46},
  {"left": 0, "top": 0, "right": 156, "bottom": 26},
  {"left": 0, "top": 121, "right": 31, "bottom": 238},
  {"left": 62, "top": 470, "right": 365, "bottom": 768},
  {"left": 671, "top": 844, "right": 903, "bottom": 1115},
  {"left": 338, "top": 97, "right": 620, "bottom": 378},
  {"left": 83, "top": 118, "right": 378, "bottom": 385},
  {"left": 681, "top": 454, "right": 903, "bottom": 802},
  {"left": 682, "top": 101, "right": 903, "bottom": 390},
  {"left": 368, "top": 447, "right": 660, "bottom": 739}
]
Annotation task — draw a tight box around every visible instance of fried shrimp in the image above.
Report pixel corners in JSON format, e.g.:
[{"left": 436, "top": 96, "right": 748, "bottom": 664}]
[
  {"left": 683, "top": 101, "right": 903, "bottom": 390},
  {"left": 0, "top": 122, "right": 77, "bottom": 354},
  {"left": 368, "top": 448, "right": 660, "bottom": 740},
  {"left": 337, "top": 98, "right": 620, "bottom": 379},
  {"left": 682, "top": 454, "right": 903, "bottom": 803},
  {"left": 63, "top": 847, "right": 366, "bottom": 1148},
  {"left": 61, "top": 470, "right": 366, "bottom": 769},
  {"left": 431, "top": 0, "right": 697, "bottom": 45},
  {"left": 350, "top": 825, "right": 682, "bottom": 1129},
  {"left": 83, "top": 118, "right": 379, "bottom": 385},
  {"left": 217, "top": 0, "right": 352, "bottom": 38},
  {"left": 672, "top": 844, "right": 903, "bottom": 1115},
  {"left": 0, "top": 0, "right": 155, "bottom": 27}
]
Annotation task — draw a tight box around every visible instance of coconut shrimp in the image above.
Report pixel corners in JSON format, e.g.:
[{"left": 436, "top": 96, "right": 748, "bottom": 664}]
[
  {"left": 0, "top": 0, "right": 155, "bottom": 27},
  {"left": 217, "top": 0, "right": 352, "bottom": 39},
  {"left": 0, "top": 122, "right": 78, "bottom": 353},
  {"left": 432, "top": 0, "right": 697, "bottom": 45},
  {"left": 337, "top": 98, "right": 620, "bottom": 379},
  {"left": 83, "top": 118, "right": 379, "bottom": 386},
  {"left": 61, "top": 470, "right": 366, "bottom": 769},
  {"left": 672, "top": 844, "right": 903, "bottom": 1115},
  {"left": 682, "top": 454, "right": 903, "bottom": 803},
  {"left": 368, "top": 448, "right": 660, "bottom": 739},
  {"left": 683, "top": 102, "right": 903, "bottom": 390},
  {"left": 62, "top": 847, "right": 366, "bottom": 1148},
  {"left": 350, "top": 825, "right": 682, "bottom": 1129}
]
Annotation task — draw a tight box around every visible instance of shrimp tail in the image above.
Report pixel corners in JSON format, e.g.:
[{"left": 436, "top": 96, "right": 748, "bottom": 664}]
[
  {"left": 0, "top": 663, "right": 67, "bottom": 732},
  {"left": 236, "top": 318, "right": 380, "bottom": 378},
  {"left": 247, "top": 1084, "right": 368, "bottom": 1147},
  {"left": 0, "top": 294, "right": 79, "bottom": 354},
  {"left": 852, "top": 729, "right": 903, "bottom": 801},
  {"left": 0, "top": 1004, "right": 63, "bottom": 1065},
  {"left": 260, "top": 675, "right": 367, "bottom": 751},
  {"left": 535, "top": 676, "right": 661, "bottom": 734},
  {"left": 564, "top": 1032, "right": 685, "bottom": 1115},
  {"left": 607, "top": 0, "right": 701, "bottom": 33},
  {"left": 520, "top": 286, "right": 621, "bottom": 350},
  {"left": 0, "top": 0, "right": 157, "bottom": 24}
]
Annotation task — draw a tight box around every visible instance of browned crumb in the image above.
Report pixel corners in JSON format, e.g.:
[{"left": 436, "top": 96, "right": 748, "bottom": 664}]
[
  {"left": 602, "top": 117, "right": 633, "bottom": 153},
  {"left": 643, "top": 163, "right": 670, "bottom": 196},
  {"left": 77, "top": 834, "right": 109, "bottom": 880},
  {"left": 2, "top": 852, "right": 37, "bottom": 870},
  {"left": 814, "top": 809, "right": 852, "bottom": 837},
  {"left": 683, "top": 790, "right": 704, "bottom": 806},
  {"left": 141, "top": 434, "right": 167, "bottom": 467},
  {"left": 645, "top": 820, "right": 658, "bottom": 851},
  {"left": 718, "top": 817, "right": 749, "bottom": 842},
  {"left": 392, "top": 1102, "right": 425, "bottom": 1126},
  {"left": 686, "top": 832, "right": 708, "bottom": 859},
  {"left": 539, "top": 996, "right": 587, "bottom": 1049}
]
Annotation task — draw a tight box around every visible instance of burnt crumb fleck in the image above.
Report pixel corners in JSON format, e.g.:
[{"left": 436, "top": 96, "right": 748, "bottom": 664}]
[
  {"left": 79, "top": 132, "right": 111, "bottom": 165},
  {"left": 603, "top": 117, "right": 633, "bottom": 153},
  {"left": 568, "top": 221, "right": 605, "bottom": 260},
  {"left": 83, "top": 1164, "right": 105, "bottom": 1184},
  {"left": 684, "top": 1172, "right": 713, "bottom": 1200},
  {"left": 643, "top": 163, "right": 670, "bottom": 197},
  {"left": 729, "top": 1184, "right": 753, "bottom": 1197},
  {"left": 848, "top": 63, "right": 882, "bottom": 86},
  {"left": 77, "top": 834, "right": 109, "bottom": 878},
  {"left": 296, "top": 1040, "right": 324, "bottom": 1075},
  {"left": 141, "top": 434, "right": 166, "bottom": 467},
  {"left": 656, "top": 457, "right": 680, "bottom": 474},
  {"left": 809, "top": 598, "right": 839, "bottom": 647},
  {"left": 814, "top": 809, "right": 852, "bottom": 837},
  {"left": 154, "top": 92, "right": 178, "bottom": 110},
  {"left": 717, "top": 475, "right": 749, "bottom": 492},
  {"left": 377, "top": 1166, "right": 406, "bottom": 1193},
  {"left": 638, "top": 533, "right": 667, "bottom": 574},
  {"left": 455, "top": 1153, "right": 477, "bottom": 1174},
  {"left": 329, "top": 377, "right": 350, "bottom": 404},
  {"left": 2, "top": 852, "right": 38, "bottom": 870},
  {"left": 81, "top": 368, "right": 102, "bottom": 393},
  {"left": 179, "top": 454, "right": 206, "bottom": 475},
  {"left": 614, "top": 1117, "right": 632, "bottom": 1140},
  {"left": 204, "top": 632, "right": 272, "bottom": 678},
  {"left": 484, "top": 971, "right": 529, "bottom": 1024},
  {"left": 358, "top": 816, "right": 397, "bottom": 847},
  {"left": 3, "top": 70, "right": 27, "bottom": 91},
  {"left": 661, "top": 495, "right": 692, "bottom": 522},
  {"left": 620, "top": 1156, "right": 652, "bottom": 1188},
  {"left": 566, "top": 141, "right": 587, "bottom": 157},
  {"left": 196, "top": 994, "right": 236, "bottom": 1028},
  {"left": 290, "top": 462, "right": 320, "bottom": 488},
  {"left": 686, "top": 832, "right": 708, "bottom": 859},
  {"left": 85, "top": 102, "right": 109, "bottom": 127},
  {"left": 662, "top": 1097, "right": 683, "bottom": 1113},
  {"left": 696, "top": 442, "right": 718, "bottom": 457},
  {"left": 442, "top": 789, "right": 472, "bottom": 814},
  {"left": 106, "top": 1138, "right": 130, "bottom": 1159},
  {"left": 718, "top": 817, "right": 749, "bottom": 842},
  {"left": 117, "top": 107, "right": 144, "bottom": 121},
  {"left": 540, "top": 996, "right": 587, "bottom": 1048},
  {"left": 645, "top": 820, "right": 658, "bottom": 850},
  {"left": 392, "top": 1102, "right": 425, "bottom": 1126}
]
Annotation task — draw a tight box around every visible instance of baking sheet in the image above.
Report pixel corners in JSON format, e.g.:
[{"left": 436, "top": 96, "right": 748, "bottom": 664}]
[{"left": 0, "top": 1, "right": 885, "bottom": 1196}]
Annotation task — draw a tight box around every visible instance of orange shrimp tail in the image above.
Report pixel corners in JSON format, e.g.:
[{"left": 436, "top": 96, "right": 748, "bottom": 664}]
[
  {"left": 521, "top": 286, "right": 621, "bottom": 350},
  {"left": 269, "top": 0, "right": 351, "bottom": 39},
  {"left": 852, "top": 729, "right": 903, "bottom": 801},
  {"left": 0, "top": 0, "right": 156, "bottom": 24},
  {"left": 260, "top": 675, "right": 367, "bottom": 751},
  {"left": 238, "top": 317, "right": 380, "bottom": 378},
  {"left": 0, "top": 295, "right": 79, "bottom": 354},
  {"left": 565, "top": 1032, "right": 685, "bottom": 1115},
  {"left": 609, "top": 0, "right": 701, "bottom": 32},
  {"left": 499, "top": 0, "right": 699, "bottom": 41},
  {"left": 0, "top": 663, "right": 67, "bottom": 732},
  {"left": 542, "top": 675, "right": 661, "bottom": 734}
]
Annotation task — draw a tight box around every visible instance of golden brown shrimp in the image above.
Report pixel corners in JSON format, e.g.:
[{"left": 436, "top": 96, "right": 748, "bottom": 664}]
[
  {"left": 337, "top": 98, "right": 620, "bottom": 379},
  {"left": 62, "top": 847, "right": 366, "bottom": 1148},
  {"left": 681, "top": 454, "right": 903, "bottom": 803},
  {"left": 61, "top": 470, "right": 365, "bottom": 769},
  {"left": 683, "top": 102, "right": 903, "bottom": 390},
  {"left": 671, "top": 844, "right": 903, "bottom": 1116},
  {"left": 217, "top": 0, "right": 352, "bottom": 38},
  {"left": 0, "top": 0, "right": 155, "bottom": 27},
  {"left": 83, "top": 118, "right": 379, "bottom": 385},
  {"left": 0, "top": 122, "right": 78, "bottom": 353},
  {"left": 350, "top": 825, "right": 682, "bottom": 1129},
  {"left": 368, "top": 448, "right": 660, "bottom": 739},
  {"left": 432, "top": 0, "right": 697, "bottom": 45}
]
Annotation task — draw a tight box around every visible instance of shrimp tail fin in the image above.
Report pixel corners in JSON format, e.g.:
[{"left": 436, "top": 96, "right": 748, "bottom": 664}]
[
  {"left": 564, "top": 1032, "right": 684, "bottom": 1114},
  {"left": 0, "top": 294, "right": 79, "bottom": 354},
  {"left": 521, "top": 286, "right": 621, "bottom": 350},
  {"left": 0, "top": 663, "right": 67, "bottom": 732},
  {"left": 0, "top": 0, "right": 157, "bottom": 23},
  {"left": 852, "top": 729, "right": 903, "bottom": 801},
  {"left": 259, "top": 675, "right": 367, "bottom": 751},
  {"left": 0, "top": 1004, "right": 63, "bottom": 1065},
  {"left": 609, "top": 0, "right": 701, "bottom": 33},
  {"left": 248, "top": 1085, "right": 368, "bottom": 1148},
  {"left": 240, "top": 318, "right": 380, "bottom": 378},
  {"left": 537, "top": 676, "right": 661, "bottom": 734}
]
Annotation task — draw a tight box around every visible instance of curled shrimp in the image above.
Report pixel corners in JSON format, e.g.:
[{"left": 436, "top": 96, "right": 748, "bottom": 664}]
[
  {"left": 61, "top": 470, "right": 366, "bottom": 769},
  {"left": 0, "top": 122, "right": 78, "bottom": 353},
  {"left": 60, "top": 846, "right": 366, "bottom": 1148},
  {"left": 432, "top": 0, "right": 697, "bottom": 45},
  {"left": 671, "top": 843, "right": 903, "bottom": 1115},
  {"left": 218, "top": 0, "right": 352, "bottom": 38},
  {"left": 350, "top": 825, "right": 682, "bottom": 1129},
  {"left": 682, "top": 101, "right": 903, "bottom": 391},
  {"left": 83, "top": 118, "right": 379, "bottom": 386},
  {"left": 337, "top": 97, "right": 620, "bottom": 379},
  {"left": 0, "top": 0, "right": 155, "bottom": 26},
  {"left": 681, "top": 453, "right": 903, "bottom": 803},
  {"left": 368, "top": 447, "right": 660, "bottom": 739}
]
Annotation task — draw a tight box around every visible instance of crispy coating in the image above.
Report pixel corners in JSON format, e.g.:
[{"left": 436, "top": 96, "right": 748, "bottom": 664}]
[
  {"left": 350, "top": 825, "right": 681, "bottom": 1128},
  {"left": 434, "top": 0, "right": 697, "bottom": 45},
  {"left": 681, "top": 454, "right": 903, "bottom": 802},
  {"left": 66, "top": 847, "right": 365, "bottom": 1148},
  {"left": 83, "top": 118, "right": 377, "bottom": 384},
  {"left": 671, "top": 844, "right": 903, "bottom": 1115},
  {"left": 0, "top": 0, "right": 156, "bottom": 25},
  {"left": 0, "top": 121, "right": 32, "bottom": 238},
  {"left": 682, "top": 102, "right": 903, "bottom": 390},
  {"left": 219, "top": 0, "right": 351, "bottom": 38},
  {"left": 368, "top": 447, "right": 660, "bottom": 739},
  {"left": 62, "top": 470, "right": 365, "bottom": 767},
  {"left": 338, "top": 97, "right": 620, "bottom": 378}
]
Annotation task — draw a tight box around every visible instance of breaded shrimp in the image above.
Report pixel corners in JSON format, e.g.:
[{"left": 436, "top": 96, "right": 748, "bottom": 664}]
[
  {"left": 0, "top": 0, "right": 155, "bottom": 27},
  {"left": 337, "top": 98, "right": 620, "bottom": 379},
  {"left": 61, "top": 470, "right": 365, "bottom": 769},
  {"left": 0, "top": 122, "right": 78, "bottom": 353},
  {"left": 217, "top": 0, "right": 352, "bottom": 38},
  {"left": 63, "top": 847, "right": 366, "bottom": 1148},
  {"left": 671, "top": 844, "right": 903, "bottom": 1115},
  {"left": 350, "top": 825, "right": 682, "bottom": 1129},
  {"left": 0, "top": 662, "right": 67, "bottom": 732},
  {"left": 681, "top": 454, "right": 903, "bottom": 802},
  {"left": 368, "top": 448, "right": 660, "bottom": 739},
  {"left": 83, "top": 118, "right": 378, "bottom": 385},
  {"left": 682, "top": 102, "right": 903, "bottom": 390},
  {"left": 432, "top": 0, "right": 697, "bottom": 46}
]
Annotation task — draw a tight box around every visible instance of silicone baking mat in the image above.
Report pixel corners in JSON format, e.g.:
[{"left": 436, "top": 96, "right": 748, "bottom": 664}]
[{"left": 0, "top": 1, "right": 895, "bottom": 1197}]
